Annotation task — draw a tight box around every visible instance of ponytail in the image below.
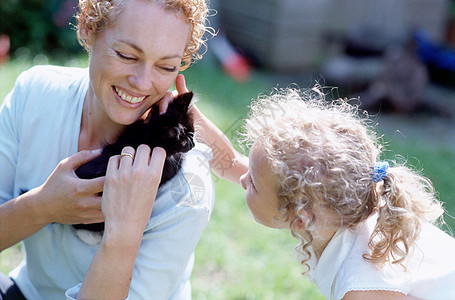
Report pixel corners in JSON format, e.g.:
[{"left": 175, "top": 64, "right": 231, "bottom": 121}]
[{"left": 364, "top": 164, "right": 444, "bottom": 266}]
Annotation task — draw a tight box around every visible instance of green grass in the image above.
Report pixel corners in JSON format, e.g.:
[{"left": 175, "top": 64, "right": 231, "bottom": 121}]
[{"left": 1, "top": 56, "right": 455, "bottom": 299}]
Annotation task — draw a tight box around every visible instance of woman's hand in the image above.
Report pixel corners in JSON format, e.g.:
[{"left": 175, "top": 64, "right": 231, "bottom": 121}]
[
  {"left": 102, "top": 145, "right": 166, "bottom": 242},
  {"left": 36, "top": 150, "right": 105, "bottom": 225},
  {"left": 0, "top": 150, "right": 105, "bottom": 250}
]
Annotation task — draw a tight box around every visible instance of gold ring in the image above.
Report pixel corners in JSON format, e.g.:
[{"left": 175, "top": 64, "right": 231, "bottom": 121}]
[{"left": 120, "top": 152, "right": 134, "bottom": 160}]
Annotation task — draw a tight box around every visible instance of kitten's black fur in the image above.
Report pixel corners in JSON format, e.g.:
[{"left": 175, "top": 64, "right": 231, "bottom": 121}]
[{"left": 73, "top": 92, "right": 194, "bottom": 234}]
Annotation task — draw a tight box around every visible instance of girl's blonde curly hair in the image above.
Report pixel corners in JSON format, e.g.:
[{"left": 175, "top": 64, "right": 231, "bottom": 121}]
[
  {"left": 242, "top": 86, "right": 444, "bottom": 273},
  {"left": 75, "top": 0, "right": 212, "bottom": 70}
]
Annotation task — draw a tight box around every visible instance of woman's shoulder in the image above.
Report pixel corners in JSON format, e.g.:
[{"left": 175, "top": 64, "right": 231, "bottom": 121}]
[
  {"left": 17, "top": 65, "right": 88, "bottom": 89},
  {"left": 11, "top": 65, "right": 88, "bottom": 110},
  {"left": 145, "top": 143, "right": 215, "bottom": 227},
  {"left": 159, "top": 143, "right": 214, "bottom": 207}
]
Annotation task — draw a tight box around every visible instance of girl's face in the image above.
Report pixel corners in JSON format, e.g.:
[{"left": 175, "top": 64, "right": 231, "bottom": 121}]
[
  {"left": 87, "top": 0, "right": 190, "bottom": 125},
  {"left": 240, "top": 143, "right": 289, "bottom": 229}
]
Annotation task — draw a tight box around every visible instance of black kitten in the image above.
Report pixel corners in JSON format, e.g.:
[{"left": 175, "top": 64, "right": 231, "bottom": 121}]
[{"left": 73, "top": 92, "right": 194, "bottom": 243}]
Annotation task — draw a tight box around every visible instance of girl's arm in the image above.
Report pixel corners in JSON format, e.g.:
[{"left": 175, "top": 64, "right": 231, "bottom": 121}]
[
  {"left": 343, "top": 290, "right": 422, "bottom": 300},
  {"left": 172, "top": 74, "right": 248, "bottom": 185},
  {"left": 190, "top": 104, "right": 249, "bottom": 185}
]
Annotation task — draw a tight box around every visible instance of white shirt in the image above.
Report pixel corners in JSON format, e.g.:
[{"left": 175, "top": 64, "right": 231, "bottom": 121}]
[
  {"left": 0, "top": 65, "right": 215, "bottom": 300},
  {"left": 307, "top": 216, "right": 455, "bottom": 300}
]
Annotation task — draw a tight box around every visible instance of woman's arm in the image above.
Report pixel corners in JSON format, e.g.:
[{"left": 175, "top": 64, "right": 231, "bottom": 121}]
[{"left": 78, "top": 146, "right": 166, "bottom": 300}]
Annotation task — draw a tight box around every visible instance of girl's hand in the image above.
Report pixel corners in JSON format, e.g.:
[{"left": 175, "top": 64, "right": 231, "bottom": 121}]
[
  {"left": 102, "top": 145, "right": 166, "bottom": 242},
  {"left": 36, "top": 150, "right": 105, "bottom": 225},
  {"left": 157, "top": 74, "right": 189, "bottom": 115}
]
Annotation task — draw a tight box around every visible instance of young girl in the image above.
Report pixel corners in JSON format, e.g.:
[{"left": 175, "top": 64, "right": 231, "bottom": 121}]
[{"left": 239, "top": 87, "right": 455, "bottom": 299}]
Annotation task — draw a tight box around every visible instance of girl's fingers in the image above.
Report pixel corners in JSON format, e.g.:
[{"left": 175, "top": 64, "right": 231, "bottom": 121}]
[
  {"left": 175, "top": 74, "right": 189, "bottom": 94},
  {"left": 159, "top": 75, "right": 189, "bottom": 115},
  {"left": 158, "top": 91, "right": 174, "bottom": 115}
]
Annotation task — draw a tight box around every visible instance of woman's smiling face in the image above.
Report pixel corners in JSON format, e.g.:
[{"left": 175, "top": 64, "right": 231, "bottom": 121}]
[{"left": 87, "top": 0, "right": 190, "bottom": 125}]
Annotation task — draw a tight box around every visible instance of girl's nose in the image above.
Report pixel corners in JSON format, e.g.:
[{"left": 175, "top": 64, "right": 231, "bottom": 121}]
[{"left": 239, "top": 173, "right": 247, "bottom": 190}]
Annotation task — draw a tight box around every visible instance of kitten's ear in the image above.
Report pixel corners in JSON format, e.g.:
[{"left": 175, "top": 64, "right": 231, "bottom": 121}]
[{"left": 174, "top": 91, "right": 194, "bottom": 112}]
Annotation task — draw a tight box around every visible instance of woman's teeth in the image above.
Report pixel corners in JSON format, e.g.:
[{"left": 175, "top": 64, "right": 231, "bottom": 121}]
[{"left": 115, "top": 87, "right": 146, "bottom": 104}]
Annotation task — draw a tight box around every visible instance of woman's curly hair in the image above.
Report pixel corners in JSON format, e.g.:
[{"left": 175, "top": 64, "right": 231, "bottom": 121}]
[
  {"left": 75, "top": 0, "right": 212, "bottom": 69},
  {"left": 242, "top": 86, "right": 444, "bottom": 273}
]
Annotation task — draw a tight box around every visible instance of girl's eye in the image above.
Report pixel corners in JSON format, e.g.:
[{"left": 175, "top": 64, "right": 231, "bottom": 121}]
[
  {"left": 115, "top": 51, "right": 135, "bottom": 61},
  {"left": 250, "top": 177, "right": 257, "bottom": 192}
]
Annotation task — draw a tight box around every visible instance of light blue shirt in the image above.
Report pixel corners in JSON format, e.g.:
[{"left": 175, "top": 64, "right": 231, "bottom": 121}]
[{"left": 0, "top": 65, "right": 215, "bottom": 299}]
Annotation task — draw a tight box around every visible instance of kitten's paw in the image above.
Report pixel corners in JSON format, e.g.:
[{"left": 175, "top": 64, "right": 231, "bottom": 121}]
[{"left": 75, "top": 229, "right": 103, "bottom": 245}]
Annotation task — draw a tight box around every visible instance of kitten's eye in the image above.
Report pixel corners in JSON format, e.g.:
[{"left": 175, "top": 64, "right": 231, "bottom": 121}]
[{"left": 167, "top": 127, "right": 179, "bottom": 139}]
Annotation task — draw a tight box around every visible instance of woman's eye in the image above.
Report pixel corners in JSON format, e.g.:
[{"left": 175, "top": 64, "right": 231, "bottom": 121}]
[
  {"left": 160, "top": 66, "right": 178, "bottom": 72},
  {"left": 115, "top": 51, "right": 135, "bottom": 61}
]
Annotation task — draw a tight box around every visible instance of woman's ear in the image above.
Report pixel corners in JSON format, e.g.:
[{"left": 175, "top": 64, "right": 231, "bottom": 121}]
[{"left": 77, "top": 26, "right": 92, "bottom": 51}]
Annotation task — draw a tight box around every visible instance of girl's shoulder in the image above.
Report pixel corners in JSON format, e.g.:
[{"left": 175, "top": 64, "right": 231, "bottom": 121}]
[
  {"left": 334, "top": 221, "right": 455, "bottom": 299},
  {"left": 334, "top": 252, "right": 409, "bottom": 299},
  {"left": 331, "top": 218, "right": 410, "bottom": 299}
]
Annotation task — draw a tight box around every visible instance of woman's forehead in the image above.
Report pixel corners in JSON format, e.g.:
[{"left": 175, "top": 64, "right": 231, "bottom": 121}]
[
  {"left": 250, "top": 143, "right": 277, "bottom": 190},
  {"left": 105, "top": 0, "right": 190, "bottom": 52}
]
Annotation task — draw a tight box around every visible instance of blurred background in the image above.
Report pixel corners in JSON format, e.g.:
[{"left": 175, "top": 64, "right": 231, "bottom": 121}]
[{"left": 1, "top": 0, "right": 455, "bottom": 299}]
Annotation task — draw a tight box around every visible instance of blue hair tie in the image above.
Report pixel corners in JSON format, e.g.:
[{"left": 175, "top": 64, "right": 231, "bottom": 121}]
[{"left": 373, "top": 161, "right": 389, "bottom": 183}]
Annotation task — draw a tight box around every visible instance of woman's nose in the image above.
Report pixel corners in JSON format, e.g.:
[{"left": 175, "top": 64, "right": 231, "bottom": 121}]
[{"left": 129, "top": 65, "right": 154, "bottom": 91}]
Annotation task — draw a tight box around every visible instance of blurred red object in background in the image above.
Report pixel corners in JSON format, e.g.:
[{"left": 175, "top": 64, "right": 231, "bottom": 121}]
[{"left": 0, "top": 35, "right": 10, "bottom": 64}]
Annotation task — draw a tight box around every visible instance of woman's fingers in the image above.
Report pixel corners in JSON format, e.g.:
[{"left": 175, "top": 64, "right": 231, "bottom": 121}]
[
  {"left": 119, "top": 146, "right": 136, "bottom": 168},
  {"left": 134, "top": 144, "right": 152, "bottom": 166},
  {"left": 149, "top": 147, "right": 166, "bottom": 171},
  {"left": 67, "top": 149, "right": 102, "bottom": 170}
]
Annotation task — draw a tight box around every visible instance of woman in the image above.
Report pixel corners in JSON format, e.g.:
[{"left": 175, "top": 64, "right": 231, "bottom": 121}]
[{"left": 0, "top": 0, "right": 234, "bottom": 299}]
